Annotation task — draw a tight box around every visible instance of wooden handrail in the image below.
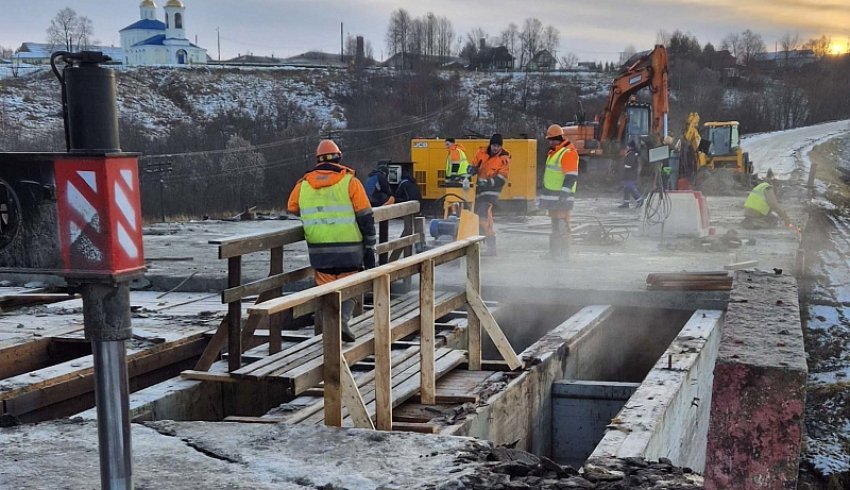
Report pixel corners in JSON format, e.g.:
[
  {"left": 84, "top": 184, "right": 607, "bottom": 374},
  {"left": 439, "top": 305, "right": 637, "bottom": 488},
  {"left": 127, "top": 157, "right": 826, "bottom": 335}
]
[{"left": 248, "top": 237, "right": 484, "bottom": 317}]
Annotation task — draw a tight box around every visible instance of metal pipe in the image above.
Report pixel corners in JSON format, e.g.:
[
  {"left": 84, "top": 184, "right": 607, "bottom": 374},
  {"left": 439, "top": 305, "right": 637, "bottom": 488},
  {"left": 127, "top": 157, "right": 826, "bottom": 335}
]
[
  {"left": 92, "top": 339, "right": 133, "bottom": 490},
  {"left": 80, "top": 282, "right": 133, "bottom": 490},
  {"left": 663, "top": 113, "right": 669, "bottom": 139}
]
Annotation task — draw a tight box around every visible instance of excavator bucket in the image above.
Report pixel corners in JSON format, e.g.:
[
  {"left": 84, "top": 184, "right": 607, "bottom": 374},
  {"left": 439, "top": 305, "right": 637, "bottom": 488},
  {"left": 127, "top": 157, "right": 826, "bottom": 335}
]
[{"left": 456, "top": 209, "right": 480, "bottom": 240}]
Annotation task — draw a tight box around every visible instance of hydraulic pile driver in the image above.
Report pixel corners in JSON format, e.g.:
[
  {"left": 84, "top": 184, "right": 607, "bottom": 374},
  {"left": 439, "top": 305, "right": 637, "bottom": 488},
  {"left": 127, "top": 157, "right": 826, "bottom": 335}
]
[{"left": 0, "top": 51, "right": 144, "bottom": 489}]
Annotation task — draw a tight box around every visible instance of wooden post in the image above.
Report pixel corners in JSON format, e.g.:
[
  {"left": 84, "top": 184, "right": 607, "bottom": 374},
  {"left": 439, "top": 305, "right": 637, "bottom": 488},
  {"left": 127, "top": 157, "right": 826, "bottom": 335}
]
[
  {"left": 402, "top": 214, "right": 415, "bottom": 291},
  {"left": 414, "top": 217, "right": 426, "bottom": 252},
  {"left": 373, "top": 274, "right": 392, "bottom": 430},
  {"left": 379, "top": 220, "right": 389, "bottom": 265},
  {"left": 227, "top": 256, "right": 242, "bottom": 372},
  {"left": 466, "top": 242, "right": 481, "bottom": 370},
  {"left": 340, "top": 358, "right": 375, "bottom": 429},
  {"left": 419, "top": 259, "right": 436, "bottom": 404},
  {"left": 268, "top": 246, "right": 284, "bottom": 354},
  {"left": 322, "top": 292, "right": 343, "bottom": 427}
]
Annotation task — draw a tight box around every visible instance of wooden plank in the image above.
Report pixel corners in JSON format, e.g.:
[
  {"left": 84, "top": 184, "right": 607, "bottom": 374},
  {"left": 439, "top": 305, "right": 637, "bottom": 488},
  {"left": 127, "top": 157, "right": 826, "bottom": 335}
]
[
  {"left": 373, "top": 274, "right": 392, "bottom": 430},
  {"left": 372, "top": 200, "right": 420, "bottom": 222},
  {"left": 227, "top": 256, "right": 243, "bottom": 372},
  {"left": 222, "top": 266, "right": 312, "bottom": 304},
  {"left": 419, "top": 259, "right": 436, "bottom": 405},
  {"left": 724, "top": 260, "right": 759, "bottom": 271},
  {"left": 411, "top": 393, "right": 480, "bottom": 404},
  {"left": 180, "top": 370, "right": 240, "bottom": 383},
  {"left": 215, "top": 227, "right": 305, "bottom": 259},
  {"left": 340, "top": 357, "right": 375, "bottom": 430},
  {"left": 322, "top": 292, "right": 343, "bottom": 427},
  {"left": 236, "top": 295, "right": 419, "bottom": 379},
  {"left": 249, "top": 238, "right": 482, "bottom": 317},
  {"left": 223, "top": 416, "right": 284, "bottom": 424},
  {"left": 376, "top": 234, "right": 420, "bottom": 256},
  {"left": 466, "top": 287, "right": 522, "bottom": 371},
  {"left": 466, "top": 241, "right": 482, "bottom": 370},
  {"left": 282, "top": 293, "right": 466, "bottom": 397},
  {"left": 285, "top": 347, "right": 421, "bottom": 425},
  {"left": 194, "top": 315, "right": 228, "bottom": 371}
]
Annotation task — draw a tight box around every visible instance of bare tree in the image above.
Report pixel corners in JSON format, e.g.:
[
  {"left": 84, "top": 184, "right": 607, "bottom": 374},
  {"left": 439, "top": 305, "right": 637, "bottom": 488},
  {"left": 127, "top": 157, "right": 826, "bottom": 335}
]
[
  {"left": 804, "top": 34, "right": 831, "bottom": 58},
  {"left": 656, "top": 30, "right": 671, "bottom": 47},
  {"left": 739, "top": 29, "right": 766, "bottom": 66},
  {"left": 542, "top": 25, "right": 560, "bottom": 55},
  {"left": 385, "top": 8, "right": 412, "bottom": 59},
  {"left": 436, "top": 17, "right": 454, "bottom": 60},
  {"left": 500, "top": 23, "right": 520, "bottom": 63},
  {"left": 779, "top": 31, "right": 800, "bottom": 68},
  {"left": 559, "top": 52, "right": 579, "bottom": 69},
  {"left": 720, "top": 32, "right": 742, "bottom": 59},
  {"left": 219, "top": 135, "right": 266, "bottom": 210},
  {"left": 519, "top": 17, "right": 543, "bottom": 69},
  {"left": 45, "top": 7, "right": 95, "bottom": 52}
]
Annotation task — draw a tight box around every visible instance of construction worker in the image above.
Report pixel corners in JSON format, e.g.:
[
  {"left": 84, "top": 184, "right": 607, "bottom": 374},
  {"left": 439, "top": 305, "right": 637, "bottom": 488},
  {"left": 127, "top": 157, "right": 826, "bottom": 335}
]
[
  {"left": 365, "top": 163, "right": 396, "bottom": 207},
  {"left": 287, "top": 139, "right": 377, "bottom": 342},
  {"left": 472, "top": 133, "right": 510, "bottom": 255},
  {"left": 743, "top": 169, "right": 792, "bottom": 229},
  {"left": 539, "top": 124, "right": 578, "bottom": 261},
  {"left": 444, "top": 138, "right": 471, "bottom": 181},
  {"left": 619, "top": 140, "right": 643, "bottom": 209}
]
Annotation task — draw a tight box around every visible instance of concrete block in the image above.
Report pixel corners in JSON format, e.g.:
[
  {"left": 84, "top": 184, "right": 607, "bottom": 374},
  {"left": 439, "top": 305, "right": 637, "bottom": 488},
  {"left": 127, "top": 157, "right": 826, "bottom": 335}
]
[{"left": 704, "top": 271, "right": 806, "bottom": 489}]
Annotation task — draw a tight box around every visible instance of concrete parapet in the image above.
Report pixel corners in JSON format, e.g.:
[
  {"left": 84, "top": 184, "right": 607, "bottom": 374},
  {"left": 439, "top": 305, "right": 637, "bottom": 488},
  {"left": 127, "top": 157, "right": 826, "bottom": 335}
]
[
  {"left": 590, "top": 309, "right": 723, "bottom": 471},
  {"left": 704, "top": 271, "right": 807, "bottom": 489}
]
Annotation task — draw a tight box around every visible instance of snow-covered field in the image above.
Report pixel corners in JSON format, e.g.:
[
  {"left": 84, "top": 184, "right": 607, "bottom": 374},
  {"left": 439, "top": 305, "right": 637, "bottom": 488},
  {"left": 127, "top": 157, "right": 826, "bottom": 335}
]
[{"left": 743, "top": 119, "right": 850, "bottom": 179}]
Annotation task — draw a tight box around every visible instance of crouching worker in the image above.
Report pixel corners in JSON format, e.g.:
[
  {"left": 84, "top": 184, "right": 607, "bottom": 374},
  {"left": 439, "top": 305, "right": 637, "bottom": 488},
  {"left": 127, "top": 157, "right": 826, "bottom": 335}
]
[
  {"left": 366, "top": 163, "right": 396, "bottom": 207},
  {"left": 743, "top": 169, "right": 791, "bottom": 229},
  {"left": 287, "top": 139, "right": 377, "bottom": 342}
]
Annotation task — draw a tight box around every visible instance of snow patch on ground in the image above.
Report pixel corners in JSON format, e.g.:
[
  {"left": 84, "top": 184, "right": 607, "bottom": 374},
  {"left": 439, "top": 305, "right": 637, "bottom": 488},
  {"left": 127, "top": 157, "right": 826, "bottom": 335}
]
[{"left": 743, "top": 120, "right": 850, "bottom": 179}]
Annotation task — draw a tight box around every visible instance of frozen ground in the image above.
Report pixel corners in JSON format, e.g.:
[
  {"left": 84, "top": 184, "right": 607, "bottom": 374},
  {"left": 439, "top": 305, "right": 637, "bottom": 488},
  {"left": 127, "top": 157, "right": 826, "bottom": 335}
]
[{"left": 743, "top": 119, "right": 850, "bottom": 179}]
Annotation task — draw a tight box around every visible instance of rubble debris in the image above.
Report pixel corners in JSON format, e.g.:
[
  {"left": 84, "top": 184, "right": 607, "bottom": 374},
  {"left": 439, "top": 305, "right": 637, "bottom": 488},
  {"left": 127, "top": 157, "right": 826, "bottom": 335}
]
[{"left": 445, "top": 446, "right": 702, "bottom": 489}]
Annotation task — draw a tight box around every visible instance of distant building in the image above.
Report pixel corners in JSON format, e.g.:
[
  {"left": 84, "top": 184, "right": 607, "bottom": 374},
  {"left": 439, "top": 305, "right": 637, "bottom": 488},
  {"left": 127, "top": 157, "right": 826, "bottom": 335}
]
[
  {"left": 470, "top": 39, "right": 514, "bottom": 71},
  {"left": 752, "top": 49, "right": 817, "bottom": 69},
  {"left": 120, "top": 0, "right": 207, "bottom": 66},
  {"left": 527, "top": 49, "right": 557, "bottom": 71},
  {"left": 284, "top": 51, "right": 348, "bottom": 68},
  {"left": 220, "top": 54, "right": 286, "bottom": 66},
  {"left": 383, "top": 53, "right": 456, "bottom": 70},
  {"left": 13, "top": 42, "right": 123, "bottom": 64}
]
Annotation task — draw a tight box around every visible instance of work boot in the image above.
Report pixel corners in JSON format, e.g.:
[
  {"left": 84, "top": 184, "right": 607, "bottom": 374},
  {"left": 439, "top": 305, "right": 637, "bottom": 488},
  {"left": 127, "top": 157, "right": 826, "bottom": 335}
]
[
  {"left": 636, "top": 197, "right": 644, "bottom": 208},
  {"left": 340, "top": 299, "right": 356, "bottom": 342},
  {"left": 618, "top": 202, "right": 630, "bottom": 209}
]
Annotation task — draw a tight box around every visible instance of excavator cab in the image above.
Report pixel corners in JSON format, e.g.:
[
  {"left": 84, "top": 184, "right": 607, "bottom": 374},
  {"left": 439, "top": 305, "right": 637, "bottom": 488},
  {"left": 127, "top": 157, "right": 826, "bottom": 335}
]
[
  {"left": 624, "top": 104, "right": 652, "bottom": 146},
  {"left": 703, "top": 122, "right": 748, "bottom": 172}
]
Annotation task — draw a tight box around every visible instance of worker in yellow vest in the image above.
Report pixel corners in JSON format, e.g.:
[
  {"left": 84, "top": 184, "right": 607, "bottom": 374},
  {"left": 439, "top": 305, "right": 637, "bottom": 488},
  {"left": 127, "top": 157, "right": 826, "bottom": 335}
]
[
  {"left": 743, "top": 170, "right": 791, "bottom": 229},
  {"left": 444, "top": 138, "right": 471, "bottom": 181},
  {"left": 287, "top": 139, "right": 377, "bottom": 342},
  {"left": 539, "top": 124, "right": 578, "bottom": 261}
]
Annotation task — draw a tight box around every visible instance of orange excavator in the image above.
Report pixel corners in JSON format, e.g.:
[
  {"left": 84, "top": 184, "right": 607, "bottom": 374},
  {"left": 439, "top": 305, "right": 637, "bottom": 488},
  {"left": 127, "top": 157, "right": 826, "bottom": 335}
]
[{"left": 563, "top": 44, "right": 669, "bottom": 172}]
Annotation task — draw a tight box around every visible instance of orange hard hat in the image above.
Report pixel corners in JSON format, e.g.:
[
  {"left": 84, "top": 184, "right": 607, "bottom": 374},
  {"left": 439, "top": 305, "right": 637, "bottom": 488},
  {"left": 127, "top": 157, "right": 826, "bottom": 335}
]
[
  {"left": 546, "top": 124, "right": 564, "bottom": 139},
  {"left": 316, "top": 139, "right": 342, "bottom": 160}
]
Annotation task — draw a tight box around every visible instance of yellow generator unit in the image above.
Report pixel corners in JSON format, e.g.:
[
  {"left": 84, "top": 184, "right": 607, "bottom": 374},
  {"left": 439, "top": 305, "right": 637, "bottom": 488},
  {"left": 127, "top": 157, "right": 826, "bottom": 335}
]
[{"left": 410, "top": 138, "right": 537, "bottom": 213}]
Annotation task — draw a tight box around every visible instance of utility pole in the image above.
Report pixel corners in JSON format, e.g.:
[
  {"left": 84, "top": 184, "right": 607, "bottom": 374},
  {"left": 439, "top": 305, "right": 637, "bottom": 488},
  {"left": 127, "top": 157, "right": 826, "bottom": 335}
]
[
  {"left": 340, "top": 22, "right": 344, "bottom": 62},
  {"left": 144, "top": 160, "right": 173, "bottom": 223},
  {"left": 217, "top": 26, "right": 221, "bottom": 61}
]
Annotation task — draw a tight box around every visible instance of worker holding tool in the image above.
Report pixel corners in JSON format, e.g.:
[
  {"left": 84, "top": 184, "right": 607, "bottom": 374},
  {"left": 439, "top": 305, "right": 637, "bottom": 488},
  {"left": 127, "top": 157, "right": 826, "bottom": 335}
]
[
  {"left": 444, "top": 138, "right": 471, "bottom": 181},
  {"left": 472, "top": 133, "right": 510, "bottom": 255},
  {"left": 538, "top": 124, "right": 578, "bottom": 261},
  {"left": 742, "top": 169, "right": 792, "bottom": 229},
  {"left": 365, "top": 163, "right": 396, "bottom": 207},
  {"left": 287, "top": 139, "right": 377, "bottom": 342}
]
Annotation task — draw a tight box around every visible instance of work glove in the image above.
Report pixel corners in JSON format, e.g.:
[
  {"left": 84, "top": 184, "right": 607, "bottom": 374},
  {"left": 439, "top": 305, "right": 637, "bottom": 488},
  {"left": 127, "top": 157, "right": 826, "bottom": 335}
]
[
  {"left": 363, "top": 246, "right": 376, "bottom": 270},
  {"left": 558, "top": 190, "right": 572, "bottom": 204},
  {"left": 468, "top": 166, "right": 478, "bottom": 176}
]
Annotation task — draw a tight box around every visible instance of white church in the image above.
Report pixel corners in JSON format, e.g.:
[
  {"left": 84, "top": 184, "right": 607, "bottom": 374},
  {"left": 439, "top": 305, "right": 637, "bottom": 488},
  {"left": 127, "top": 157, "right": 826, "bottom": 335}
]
[{"left": 120, "top": 0, "right": 207, "bottom": 66}]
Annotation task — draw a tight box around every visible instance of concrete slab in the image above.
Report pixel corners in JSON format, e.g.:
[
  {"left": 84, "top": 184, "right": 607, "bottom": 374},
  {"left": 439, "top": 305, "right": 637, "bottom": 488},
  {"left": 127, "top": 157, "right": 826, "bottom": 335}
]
[{"left": 0, "top": 419, "right": 489, "bottom": 489}]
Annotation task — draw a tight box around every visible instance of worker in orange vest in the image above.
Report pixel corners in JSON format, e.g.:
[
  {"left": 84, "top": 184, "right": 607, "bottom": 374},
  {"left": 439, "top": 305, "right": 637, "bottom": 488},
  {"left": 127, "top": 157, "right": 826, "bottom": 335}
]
[
  {"left": 287, "top": 139, "right": 377, "bottom": 342},
  {"left": 471, "top": 133, "right": 510, "bottom": 255}
]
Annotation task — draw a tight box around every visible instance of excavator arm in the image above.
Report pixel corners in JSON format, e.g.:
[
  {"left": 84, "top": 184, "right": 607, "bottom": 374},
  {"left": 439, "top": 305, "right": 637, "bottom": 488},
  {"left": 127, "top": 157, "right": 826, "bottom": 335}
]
[{"left": 599, "top": 45, "right": 669, "bottom": 145}]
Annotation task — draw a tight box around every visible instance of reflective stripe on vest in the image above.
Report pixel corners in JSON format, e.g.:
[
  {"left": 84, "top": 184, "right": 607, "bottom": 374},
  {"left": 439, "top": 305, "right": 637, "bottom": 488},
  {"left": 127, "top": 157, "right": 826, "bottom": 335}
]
[
  {"left": 744, "top": 182, "right": 771, "bottom": 216},
  {"left": 298, "top": 173, "right": 364, "bottom": 269},
  {"left": 445, "top": 147, "right": 470, "bottom": 177},
  {"left": 543, "top": 147, "right": 577, "bottom": 193}
]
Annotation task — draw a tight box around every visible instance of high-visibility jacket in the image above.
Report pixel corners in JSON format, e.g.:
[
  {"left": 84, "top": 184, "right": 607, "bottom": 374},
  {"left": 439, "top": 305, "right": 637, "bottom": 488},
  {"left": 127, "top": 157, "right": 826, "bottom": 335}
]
[
  {"left": 288, "top": 163, "right": 376, "bottom": 272},
  {"left": 445, "top": 145, "right": 470, "bottom": 178},
  {"left": 744, "top": 182, "right": 771, "bottom": 216},
  {"left": 540, "top": 140, "right": 578, "bottom": 211},
  {"left": 472, "top": 147, "right": 510, "bottom": 199}
]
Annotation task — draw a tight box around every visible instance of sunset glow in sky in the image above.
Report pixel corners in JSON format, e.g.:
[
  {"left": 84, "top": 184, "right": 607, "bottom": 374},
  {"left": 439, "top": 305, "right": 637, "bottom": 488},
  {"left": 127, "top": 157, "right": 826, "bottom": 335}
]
[{"left": 1, "top": 0, "right": 848, "bottom": 61}]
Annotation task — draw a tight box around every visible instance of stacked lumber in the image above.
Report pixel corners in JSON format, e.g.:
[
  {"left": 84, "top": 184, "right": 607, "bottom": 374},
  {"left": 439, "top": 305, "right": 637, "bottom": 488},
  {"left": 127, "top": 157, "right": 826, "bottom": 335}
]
[{"left": 646, "top": 272, "right": 732, "bottom": 291}]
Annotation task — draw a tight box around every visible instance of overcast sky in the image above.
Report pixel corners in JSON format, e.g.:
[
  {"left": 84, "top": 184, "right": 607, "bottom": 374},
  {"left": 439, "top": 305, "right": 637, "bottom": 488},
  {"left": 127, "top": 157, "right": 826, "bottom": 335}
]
[{"left": 2, "top": 0, "right": 848, "bottom": 61}]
